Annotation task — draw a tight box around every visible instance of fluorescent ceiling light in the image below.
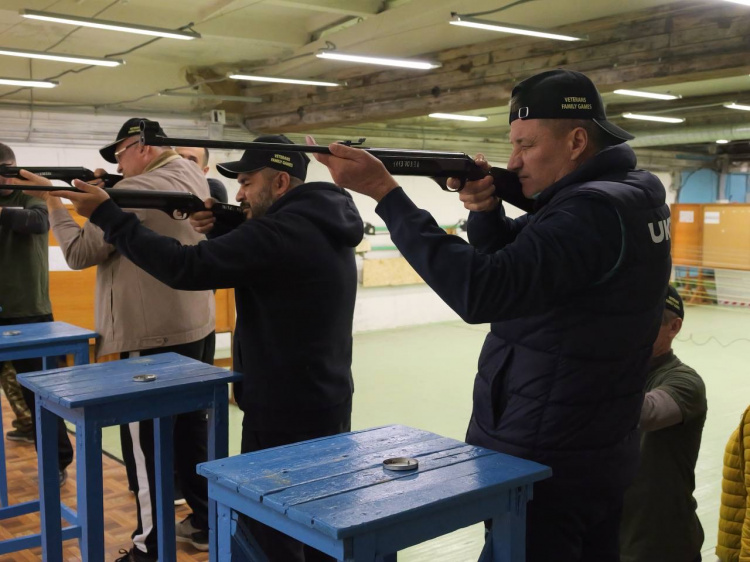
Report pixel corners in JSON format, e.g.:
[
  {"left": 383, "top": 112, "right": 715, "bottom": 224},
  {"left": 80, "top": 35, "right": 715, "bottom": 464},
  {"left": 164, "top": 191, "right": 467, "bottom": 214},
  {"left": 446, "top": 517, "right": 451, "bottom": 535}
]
[
  {"left": 229, "top": 74, "right": 342, "bottom": 87},
  {"left": 21, "top": 10, "right": 200, "bottom": 40},
  {"left": 723, "top": 0, "right": 750, "bottom": 5},
  {"left": 449, "top": 14, "right": 586, "bottom": 42},
  {"left": 0, "top": 77, "right": 58, "bottom": 88},
  {"left": 429, "top": 113, "right": 488, "bottom": 122},
  {"left": 159, "top": 92, "right": 262, "bottom": 103},
  {"left": 316, "top": 51, "right": 441, "bottom": 70},
  {"left": 0, "top": 46, "right": 123, "bottom": 67},
  {"left": 622, "top": 112, "right": 685, "bottom": 123},
  {"left": 716, "top": 139, "right": 730, "bottom": 144},
  {"left": 613, "top": 89, "right": 680, "bottom": 100},
  {"left": 724, "top": 102, "right": 750, "bottom": 111}
]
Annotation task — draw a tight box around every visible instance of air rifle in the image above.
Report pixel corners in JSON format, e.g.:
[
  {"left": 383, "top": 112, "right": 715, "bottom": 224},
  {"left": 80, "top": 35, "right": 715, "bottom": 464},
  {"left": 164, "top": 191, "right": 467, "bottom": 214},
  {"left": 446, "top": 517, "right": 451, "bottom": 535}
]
[
  {"left": 3, "top": 186, "right": 246, "bottom": 227},
  {"left": 138, "top": 120, "right": 535, "bottom": 213},
  {"left": 0, "top": 165, "right": 123, "bottom": 188}
]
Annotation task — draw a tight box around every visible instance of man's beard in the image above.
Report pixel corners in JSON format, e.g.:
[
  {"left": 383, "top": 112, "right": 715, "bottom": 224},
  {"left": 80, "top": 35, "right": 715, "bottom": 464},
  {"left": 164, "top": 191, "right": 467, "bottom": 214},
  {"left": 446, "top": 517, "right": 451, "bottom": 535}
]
[{"left": 241, "top": 185, "right": 274, "bottom": 219}]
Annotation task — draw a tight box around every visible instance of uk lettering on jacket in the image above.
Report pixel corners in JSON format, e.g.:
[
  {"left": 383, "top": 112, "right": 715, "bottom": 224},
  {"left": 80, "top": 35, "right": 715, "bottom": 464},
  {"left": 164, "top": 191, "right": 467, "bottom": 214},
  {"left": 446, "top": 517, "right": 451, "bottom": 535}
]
[{"left": 649, "top": 217, "right": 671, "bottom": 244}]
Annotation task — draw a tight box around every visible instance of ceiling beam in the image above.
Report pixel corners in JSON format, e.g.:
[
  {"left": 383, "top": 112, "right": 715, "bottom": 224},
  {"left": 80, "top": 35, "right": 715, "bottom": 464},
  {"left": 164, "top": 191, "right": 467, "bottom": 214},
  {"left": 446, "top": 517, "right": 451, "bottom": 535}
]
[
  {"left": 236, "top": 2, "right": 750, "bottom": 133},
  {"left": 265, "top": 0, "right": 385, "bottom": 18}
]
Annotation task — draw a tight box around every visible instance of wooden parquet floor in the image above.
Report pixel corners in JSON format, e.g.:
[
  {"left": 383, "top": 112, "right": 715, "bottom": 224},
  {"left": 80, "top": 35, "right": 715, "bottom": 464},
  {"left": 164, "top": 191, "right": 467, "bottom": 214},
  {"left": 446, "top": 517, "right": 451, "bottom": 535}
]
[{"left": 0, "top": 394, "right": 209, "bottom": 561}]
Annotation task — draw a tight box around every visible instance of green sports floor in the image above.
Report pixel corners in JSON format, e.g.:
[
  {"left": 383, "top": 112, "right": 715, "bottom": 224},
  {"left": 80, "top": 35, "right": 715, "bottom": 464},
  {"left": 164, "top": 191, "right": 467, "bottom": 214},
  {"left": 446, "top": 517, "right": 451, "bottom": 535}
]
[{"left": 98, "top": 304, "right": 746, "bottom": 561}]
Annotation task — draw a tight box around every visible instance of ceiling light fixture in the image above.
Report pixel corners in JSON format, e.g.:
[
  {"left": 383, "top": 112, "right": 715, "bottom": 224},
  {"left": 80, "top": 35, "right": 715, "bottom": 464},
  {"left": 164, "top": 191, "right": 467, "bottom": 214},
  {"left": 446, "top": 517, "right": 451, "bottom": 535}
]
[
  {"left": 622, "top": 112, "right": 685, "bottom": 123},
  {"left": 429, "top": 113, "right": 488, "bottom": 122},
  {"left": 21, "top": 10, "right": 200, "bottom": 40},
  {"left": 716, "top": 139, "right": 730, "bottom": 144},
  {"left": 613, "top": 89, "right": 681, "bottom": 100},
  {"left": 0, "top": 46, "right": 123, "bottom": 67},
  {"left": 0, "top": 77, "right": 58, "bottom": 88},
  {"left": 316, "top": 51, "right": 441, "bottom": 70},
  {"left": 449, "top": 14, "right": 586, "bottom": 42},
  {"left": 159, "top": 92, "right": 263, "bottom": 103},
  {"left": 724, "top": 102, "right": 750, "bottom": 111},
  {"left": 229, "top": 74, "right": 342, "bottom": 87},
  {"left": 723, "top": 0, "right": 750, "bottom": 5}
]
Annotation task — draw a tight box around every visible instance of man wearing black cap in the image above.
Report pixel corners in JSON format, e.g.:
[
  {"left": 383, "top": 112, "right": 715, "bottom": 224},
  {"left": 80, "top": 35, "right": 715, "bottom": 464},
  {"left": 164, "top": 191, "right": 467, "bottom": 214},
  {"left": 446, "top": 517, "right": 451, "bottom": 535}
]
[
  {"left": 620, "top": 285, "right": 707, "bottom": 562},
  {"left": 54, "top": 133, "right": 363, "bottom": 562},
  {"left": 311, "top": 68, "right": 672, "bottom": 561},
  {"left": 15, "top": 118, "right": 217, "bottom": 562}
]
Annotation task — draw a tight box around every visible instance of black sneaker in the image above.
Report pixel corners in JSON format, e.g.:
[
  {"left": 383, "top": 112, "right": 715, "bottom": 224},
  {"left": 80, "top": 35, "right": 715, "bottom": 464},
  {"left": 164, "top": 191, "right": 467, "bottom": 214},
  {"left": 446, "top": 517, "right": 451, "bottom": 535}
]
[
  {"left": 175, "top": 515, "right": 209, "bottom": 551},
  {"left": 6, "top": 428, "right": 34, "bottom": 444},
  {"left": 114, "top": 547, "right": 158, "bottom": 562}
]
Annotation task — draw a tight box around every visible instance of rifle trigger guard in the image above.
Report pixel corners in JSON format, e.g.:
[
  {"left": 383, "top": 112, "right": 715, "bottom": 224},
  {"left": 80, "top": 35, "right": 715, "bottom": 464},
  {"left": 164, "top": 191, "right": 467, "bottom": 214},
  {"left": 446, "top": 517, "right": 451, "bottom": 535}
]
[
  {"left": 443, "top": 178, "right": 465, "bottom": 193},
  {"left": 172, "top": 209, "right": 189, "bottom": 220}
]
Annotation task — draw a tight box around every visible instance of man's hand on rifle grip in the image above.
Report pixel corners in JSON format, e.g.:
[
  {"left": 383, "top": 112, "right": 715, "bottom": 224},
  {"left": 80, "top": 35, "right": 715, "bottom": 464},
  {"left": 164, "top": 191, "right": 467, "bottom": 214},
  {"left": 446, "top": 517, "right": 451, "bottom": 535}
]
[
  {"left": 189, "top": 198, "right": 218, "bottom": 235},
  {"left": 90, "top": 168, "right": 109, "bottom": 188},
  {"left": 306, "top": 135, "right": 398, "bottom": 202},
  {"left": 455, "top": 154, "right": 499, "bottom": 213}
]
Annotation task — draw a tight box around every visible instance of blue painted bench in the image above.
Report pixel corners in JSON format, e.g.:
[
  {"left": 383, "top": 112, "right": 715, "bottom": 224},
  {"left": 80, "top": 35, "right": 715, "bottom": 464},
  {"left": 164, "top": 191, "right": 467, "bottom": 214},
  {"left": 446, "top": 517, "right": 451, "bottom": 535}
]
[
  {"left": 17, "top": 351, "right": 242, "bottom": 562},
  {"left": 198, "top": 424, "right": 552, "bottom": 561},
  {"left": 0, "top": 320, "right": 96, "bottom": 554}
]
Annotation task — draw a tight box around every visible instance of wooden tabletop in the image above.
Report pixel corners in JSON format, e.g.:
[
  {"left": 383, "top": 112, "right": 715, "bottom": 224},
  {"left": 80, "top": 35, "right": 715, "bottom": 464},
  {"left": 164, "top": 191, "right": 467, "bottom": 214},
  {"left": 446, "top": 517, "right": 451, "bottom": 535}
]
[
  {"left": 16, "top": 352, "right": 241, "bottom": 408},
  {"left": 0, "top": 321, "right": 96, "bottom": 351},
  {"left": 199, "top": 424, "right": 551, "bottom": 540}
]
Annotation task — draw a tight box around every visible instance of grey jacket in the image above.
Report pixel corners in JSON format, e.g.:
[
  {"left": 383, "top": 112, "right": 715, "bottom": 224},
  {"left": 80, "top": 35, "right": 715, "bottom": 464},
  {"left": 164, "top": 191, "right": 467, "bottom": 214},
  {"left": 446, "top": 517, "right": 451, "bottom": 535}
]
[{"left": 50, "top": 152, "right": 215, "bottom": 357}]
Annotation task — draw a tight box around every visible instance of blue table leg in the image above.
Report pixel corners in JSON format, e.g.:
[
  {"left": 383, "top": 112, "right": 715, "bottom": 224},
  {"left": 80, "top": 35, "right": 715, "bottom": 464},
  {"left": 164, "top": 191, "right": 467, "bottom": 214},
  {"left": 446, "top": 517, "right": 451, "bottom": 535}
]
[
  {"left": 0, "top": 395, "right": 7, "bottom": 507},
  {"left": 481, "top": 486, "right": 528, "bottom": 562},
  {"left": 76, "top": 416, "right": 104, "bottom": 562},
  {"left": 155, "top": 415, "right": 176, "bottom": 562},
  {"left": 72, "top": 343, "right": 90, "bottom": 366},
  {"left": 38, "top": 401, "right": 63, "bottom": 562},
  {"left": 218, "top": 502, "right": 233, "bottom": 561},
  {"left": 42, "top": 355, "right": 56, "bottom": 370},
  {"left": 208, "top": 384, "right": 229, "bottom": 562}
]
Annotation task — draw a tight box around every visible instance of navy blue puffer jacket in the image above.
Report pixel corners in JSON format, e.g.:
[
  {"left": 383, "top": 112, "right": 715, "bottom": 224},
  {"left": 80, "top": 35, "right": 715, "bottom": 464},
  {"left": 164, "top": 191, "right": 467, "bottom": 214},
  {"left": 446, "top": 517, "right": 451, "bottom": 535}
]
[{"left": 377, "top": 143, "right": 671, "bottom": 489}]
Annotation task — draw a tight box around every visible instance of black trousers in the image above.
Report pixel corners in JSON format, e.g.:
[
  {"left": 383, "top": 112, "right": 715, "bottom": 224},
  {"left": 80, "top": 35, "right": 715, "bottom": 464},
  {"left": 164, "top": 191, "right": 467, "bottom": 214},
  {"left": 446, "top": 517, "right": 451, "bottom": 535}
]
[
  {"left": 0, "top": 315, "right": 74, "bottom": 469},
  {"left": 120, "top": 334, "right": 214, "bottom": 559},
  {"left": 519, "top": 478, "right": 625, "bottom": 562},
  {"left": 240, "top": 416, "right": 352, "bottom": 562}
]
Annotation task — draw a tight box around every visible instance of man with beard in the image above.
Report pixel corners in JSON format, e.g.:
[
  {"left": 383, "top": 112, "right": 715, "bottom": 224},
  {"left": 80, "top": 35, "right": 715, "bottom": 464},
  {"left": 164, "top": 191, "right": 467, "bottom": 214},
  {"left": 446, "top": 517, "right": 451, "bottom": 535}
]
[{"left": 51, "top": 134, "right": 363, "bottom": 562}]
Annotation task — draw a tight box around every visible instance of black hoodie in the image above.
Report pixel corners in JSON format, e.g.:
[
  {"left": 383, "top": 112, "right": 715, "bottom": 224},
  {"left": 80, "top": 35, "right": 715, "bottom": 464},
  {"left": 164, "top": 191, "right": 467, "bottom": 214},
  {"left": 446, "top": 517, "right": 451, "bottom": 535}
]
[{"left": 90, "top": 181, "right": 363, "bottom": 431}]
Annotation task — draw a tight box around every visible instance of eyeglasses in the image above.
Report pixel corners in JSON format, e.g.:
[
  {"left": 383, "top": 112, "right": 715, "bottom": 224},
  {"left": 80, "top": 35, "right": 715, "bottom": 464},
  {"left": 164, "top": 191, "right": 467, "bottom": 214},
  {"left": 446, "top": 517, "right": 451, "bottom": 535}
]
[{"left": 114, "top": 140, "right": 139, "bottom": 163}]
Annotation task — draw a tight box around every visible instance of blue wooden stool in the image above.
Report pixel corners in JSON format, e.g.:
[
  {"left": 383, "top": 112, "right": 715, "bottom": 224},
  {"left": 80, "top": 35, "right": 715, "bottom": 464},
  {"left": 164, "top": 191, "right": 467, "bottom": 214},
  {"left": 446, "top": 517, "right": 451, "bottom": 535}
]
[
  {"left": 198, "top": 424, "right": 552, "bottom": 562},
  {"left": 17, "top": 351, "right": 242, "bottom": 562},
  {"left": 0, "top": 321, "right": 96, "bottom": 554}
]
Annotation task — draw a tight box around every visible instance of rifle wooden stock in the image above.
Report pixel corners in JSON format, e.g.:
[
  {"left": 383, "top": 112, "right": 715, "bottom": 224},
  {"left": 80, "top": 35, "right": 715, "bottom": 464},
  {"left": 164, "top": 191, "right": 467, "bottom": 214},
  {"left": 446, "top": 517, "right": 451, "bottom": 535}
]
[
  {"left": 0, "top": 165, "right": 123, "bottom": 188},
  {"left": 4, "top": 186, "right": 246, "bottom": 227}
]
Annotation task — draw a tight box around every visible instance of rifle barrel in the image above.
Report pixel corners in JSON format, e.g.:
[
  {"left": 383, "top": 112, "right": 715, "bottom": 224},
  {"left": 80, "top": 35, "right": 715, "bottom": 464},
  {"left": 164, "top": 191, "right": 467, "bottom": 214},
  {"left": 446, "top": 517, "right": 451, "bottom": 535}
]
[{"left": 140, "top": 122, "right": 470, "bottom": 160}]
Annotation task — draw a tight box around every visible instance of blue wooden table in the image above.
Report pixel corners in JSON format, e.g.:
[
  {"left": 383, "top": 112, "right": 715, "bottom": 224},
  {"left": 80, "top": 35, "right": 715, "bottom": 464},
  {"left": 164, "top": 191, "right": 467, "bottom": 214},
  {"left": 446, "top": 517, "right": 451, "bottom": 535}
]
[
  {"left": 0, "top": 321, "right": 96, "bottom": 554},
  {"left": 198, "top": 425, "right": 552, "bottom": 562},
  {"left": 17, "top": 352, "right": 242, "bottom": 562}
]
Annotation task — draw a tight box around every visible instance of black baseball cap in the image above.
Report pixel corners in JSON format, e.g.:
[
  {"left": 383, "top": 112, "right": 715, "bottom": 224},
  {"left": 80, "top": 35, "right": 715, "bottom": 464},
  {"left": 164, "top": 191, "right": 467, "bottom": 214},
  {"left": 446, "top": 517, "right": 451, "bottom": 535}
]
[
  {"left": 217, "top": 134, "right": 309, "bottom": 182},
  {"left": 509, "top": 69, "right": 634, "bottom": 144},
  {"left": 99, "top": 118, "right": 166, "bottom": 164},
  {"left": 665, "top": 285, "right": 684, "bottom": 319}
]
